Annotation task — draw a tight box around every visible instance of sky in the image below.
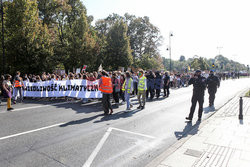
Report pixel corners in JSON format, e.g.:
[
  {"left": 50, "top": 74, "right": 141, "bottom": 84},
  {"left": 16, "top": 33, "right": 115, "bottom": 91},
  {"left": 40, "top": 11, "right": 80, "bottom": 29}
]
[{"left": 82, "top": 0, "right": 250, "bottom": 66}]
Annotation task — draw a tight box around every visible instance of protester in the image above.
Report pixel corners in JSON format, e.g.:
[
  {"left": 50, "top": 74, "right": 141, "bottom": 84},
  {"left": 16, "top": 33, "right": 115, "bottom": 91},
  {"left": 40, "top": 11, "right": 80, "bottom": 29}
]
[
  {"left": 2, "top": 74, "right": 14, "bottom": 111},
  {"left": 119, "top": 74, "right": 126, "bottom": 104},
  {"left": 13, "top": 71, "right": 24, "bottom": 104},
  {"left": 111, "top": 72, "right": 120, "bottom": 107},
  {"left": 132, "top": 73, "right": 138, "bottom": 96},
  {"left": 0, "top": 75, "right": 4, "bottom": 104},
  {"left": 137, "top": 70, "right": 147, "bottom": 110},
  {"left": 122, "top": 71, "right": 133, "bottom": 111},
  {"left": 99, "top": 71, "right": 113, "bottom": 115}
]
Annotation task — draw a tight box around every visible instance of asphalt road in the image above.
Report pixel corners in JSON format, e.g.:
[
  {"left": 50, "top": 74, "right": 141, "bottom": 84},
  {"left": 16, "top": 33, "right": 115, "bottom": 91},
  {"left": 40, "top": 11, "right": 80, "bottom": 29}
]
[{"left": 0, "top": 78, "right": 249, "bottom": 167}]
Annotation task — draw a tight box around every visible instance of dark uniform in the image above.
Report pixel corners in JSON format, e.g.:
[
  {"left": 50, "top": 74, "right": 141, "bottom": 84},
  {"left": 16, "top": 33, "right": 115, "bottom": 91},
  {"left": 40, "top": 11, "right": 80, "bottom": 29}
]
[
  {"left": 186, "top": 71, "right": 207, "bottom": 121},
  {"left": 163, "top": 73, "right": 170, "bottom": 97},
  {"left": 155, "top": 72, "right": 162, "bottom": 99},
  {"left": 146, "top": 72, "right": 155, "bottom": 100},
  {"left": 207, "top": 73, "right": 220, "bottom": 107}
]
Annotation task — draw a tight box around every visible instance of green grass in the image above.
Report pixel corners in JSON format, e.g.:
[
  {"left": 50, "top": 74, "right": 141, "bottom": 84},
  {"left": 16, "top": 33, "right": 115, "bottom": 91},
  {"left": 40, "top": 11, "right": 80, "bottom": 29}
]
[{"left": 246, "top": 90, "right": 250, "bottom": 97}]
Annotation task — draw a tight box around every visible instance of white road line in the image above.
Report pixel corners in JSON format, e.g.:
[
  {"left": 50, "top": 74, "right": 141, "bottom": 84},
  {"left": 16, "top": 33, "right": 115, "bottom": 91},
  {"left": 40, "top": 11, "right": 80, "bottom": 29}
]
[
  {"left": 83, "top": 127, "right": 112, "bottom": 167},
  {"left": 111, "top": 127, "right": 156, "bottom": 139},
  {"left": 0, "top": 122, "right": 65, "bottom": 141},
  {"left": 82, "top": 127, "right": 156, "bottom": 167}
]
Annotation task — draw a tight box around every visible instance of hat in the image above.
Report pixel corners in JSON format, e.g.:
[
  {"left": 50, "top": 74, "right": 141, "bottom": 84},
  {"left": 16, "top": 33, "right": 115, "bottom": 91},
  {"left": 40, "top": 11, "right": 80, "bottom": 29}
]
[{"left": 195, "top": 70, "right": 201, "bottom": 73}]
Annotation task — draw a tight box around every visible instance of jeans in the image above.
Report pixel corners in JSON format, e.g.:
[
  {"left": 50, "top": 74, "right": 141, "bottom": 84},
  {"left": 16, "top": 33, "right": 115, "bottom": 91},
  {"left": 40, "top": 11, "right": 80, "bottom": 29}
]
[
  {"left": 14, "top": 87, "right": 23, "bottom": 101},
  {"left": 125, "top": 91, "right": 131, "bottom": 109}
]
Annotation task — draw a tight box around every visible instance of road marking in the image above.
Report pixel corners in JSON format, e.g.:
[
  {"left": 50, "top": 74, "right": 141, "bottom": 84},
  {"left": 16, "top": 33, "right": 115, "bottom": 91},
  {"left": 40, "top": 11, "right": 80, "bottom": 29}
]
[
  {"left": 83, "top": 127, "right": 113, "bottom": 167},
  {"left": 111, "top": 127, "right": 156, "bottom": 139},
  {"left": 0, "top": 122, "right": 65, "bottom": 141},
  {"left": 82, "top": 127, "right": 155, "bottom": 167}
]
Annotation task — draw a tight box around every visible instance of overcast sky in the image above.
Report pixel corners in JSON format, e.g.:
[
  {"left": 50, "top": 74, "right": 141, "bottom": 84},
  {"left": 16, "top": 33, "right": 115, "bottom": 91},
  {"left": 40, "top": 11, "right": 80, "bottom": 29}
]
[{"left": 83, "top": 0, "right": 250, "bottom": 66}]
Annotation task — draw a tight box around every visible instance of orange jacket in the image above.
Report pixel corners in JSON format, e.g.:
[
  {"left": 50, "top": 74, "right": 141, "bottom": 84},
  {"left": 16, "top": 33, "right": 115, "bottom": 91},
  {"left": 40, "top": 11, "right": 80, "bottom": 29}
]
[{"left": 99, "top": 76, "right": 113, "bottom": 94}]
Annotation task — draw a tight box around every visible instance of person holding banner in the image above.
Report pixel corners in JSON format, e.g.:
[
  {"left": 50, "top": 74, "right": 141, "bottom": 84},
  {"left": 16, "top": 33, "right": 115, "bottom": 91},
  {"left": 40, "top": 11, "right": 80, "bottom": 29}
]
[
  {"left": 122, "top": 71, "right": 134, "bottom": 111},
  {"left": 99, "top": 71, "right": 113, "bottom": 115},
  {"left": 2, "top": 74, "right": 14, "bottom": 111}
]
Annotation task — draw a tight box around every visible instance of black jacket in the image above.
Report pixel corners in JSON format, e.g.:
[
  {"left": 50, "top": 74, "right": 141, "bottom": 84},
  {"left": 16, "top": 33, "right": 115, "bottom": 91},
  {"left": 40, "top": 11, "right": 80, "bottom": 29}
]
[{"left": 188, "top": 76, "right": 207, "bottom": 94}]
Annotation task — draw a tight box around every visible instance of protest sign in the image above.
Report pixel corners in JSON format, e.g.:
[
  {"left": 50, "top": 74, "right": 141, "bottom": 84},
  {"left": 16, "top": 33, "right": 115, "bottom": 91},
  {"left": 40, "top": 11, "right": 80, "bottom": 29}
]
[
  {"left": 76, "top": 68, "right": 81, "bottom": 74},
  {"left": 23, "top": 80, "right": 102, "bottom": 98}
]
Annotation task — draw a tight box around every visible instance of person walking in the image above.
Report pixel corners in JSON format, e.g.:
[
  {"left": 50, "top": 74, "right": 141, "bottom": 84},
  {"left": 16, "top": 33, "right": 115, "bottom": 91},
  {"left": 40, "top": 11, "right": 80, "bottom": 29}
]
[
  {"left": 155, "top": 71, "right": 162, "bottom": 99},
  {"left": 207, "top": 70, "right": 220, "bottom": 107},
  {"left": 122, "top": 71, "right": 133, "bottom": 111},
  {"left": 119, "top": 74, "right": 126, "bottom": 104},
  {"left": 13, "top": 71, "right": 24, "bottom": 104},
  {"left": 163, "top": 72, "right": 170, "bottom": 97},
  {"left": 111, "top": 72, "right": 120, "bottom": 107},
  {"left": 132, "top": 73, "right": 138, "bottom": 96},
  {"left": 99, "top": 71, "right": 113, "bottom": 115},
  {"left": 186, "top": 70, "right": 207, "bottom": 122},
  {"left": 2, "top": 74, "right": 14, "bottom": 111},
  {"left": 146, "top": 71, "right": 155, "bottom": 100},
  {"left": 137, "top": 70, "right": 147, "bottom": 110}
]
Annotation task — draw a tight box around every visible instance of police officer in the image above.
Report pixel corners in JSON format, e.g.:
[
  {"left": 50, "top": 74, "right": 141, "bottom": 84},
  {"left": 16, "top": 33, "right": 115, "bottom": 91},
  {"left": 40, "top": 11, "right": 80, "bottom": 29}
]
[
  {"left": 155, "top": 71, "right": 162, "bottom": 99},
  {"left": 146, "top": 71, "right": 155, "bottom": 100},
  {"left": 207, "top": 70, "right": 220, "bottom": 107},
  {"left": 186, "top": 70, "right": 207, "bottom": 122}
]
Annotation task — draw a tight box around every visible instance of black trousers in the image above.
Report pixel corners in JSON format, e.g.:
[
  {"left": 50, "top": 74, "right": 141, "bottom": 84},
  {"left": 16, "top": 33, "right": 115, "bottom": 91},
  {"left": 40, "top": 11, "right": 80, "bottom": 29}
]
[
  {"left": 208, "top": 88, "right": 217, "bottom": 106},
  {"left": 102, "top": 94, "right": 112, "bottom": 114},
  {"left": 188, "top": 93, "right": 204, "bottom": 119},
  {"left": 163, "top": 85, "right": 170, "bottom": 96},
  {"left": 112, "top": 91, "right": 119, "bottom": 103},
  {"left": 146, "top": 87, "right": 155, "bottom": 99},
  {"left": 156, "top": 89, "right": 161, "bottom": 98},
  {"left": 120, "top": 90, "right": 125, "bottom": 102}
]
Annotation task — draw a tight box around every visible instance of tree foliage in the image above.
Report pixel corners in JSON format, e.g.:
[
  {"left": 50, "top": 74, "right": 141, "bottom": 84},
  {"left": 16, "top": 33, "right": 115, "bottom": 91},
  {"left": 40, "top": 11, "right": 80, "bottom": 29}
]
[{"left": 0, "top": 1, "right": 247, "bottom": 75}]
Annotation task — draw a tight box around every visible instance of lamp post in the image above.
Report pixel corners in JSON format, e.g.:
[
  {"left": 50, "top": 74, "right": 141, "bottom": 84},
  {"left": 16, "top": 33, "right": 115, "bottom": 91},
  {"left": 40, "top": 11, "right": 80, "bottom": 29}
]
[
  {"left": 0, "top": 0, "right": 5, "bottom": 74},
  {"left": 166, "top": 32, "right": 173, "bottom": 72}
]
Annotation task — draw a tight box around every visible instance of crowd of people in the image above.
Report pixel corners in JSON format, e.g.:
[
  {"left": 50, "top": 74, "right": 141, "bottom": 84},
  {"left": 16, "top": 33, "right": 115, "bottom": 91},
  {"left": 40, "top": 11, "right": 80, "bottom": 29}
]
[{"left": 0, "top": 69, "right": 247, "bottom": 115}]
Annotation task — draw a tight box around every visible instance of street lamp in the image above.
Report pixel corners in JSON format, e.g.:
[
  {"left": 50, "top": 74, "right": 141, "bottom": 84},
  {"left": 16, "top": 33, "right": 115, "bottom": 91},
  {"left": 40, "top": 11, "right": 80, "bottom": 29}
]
[{"left": 166, "top": 31, "right": 173, "bottom": 72}]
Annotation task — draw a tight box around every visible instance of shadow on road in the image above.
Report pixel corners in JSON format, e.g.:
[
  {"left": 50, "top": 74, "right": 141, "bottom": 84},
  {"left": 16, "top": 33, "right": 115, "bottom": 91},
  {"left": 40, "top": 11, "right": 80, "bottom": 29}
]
[
  {"left": 93, "top": 109, "right": 141, "bottom": 123},
  {"left": 59, "top": 113, "right": 104, "bottom": 127},
  {"left": 174, "top": 121, "right": 201, "bottom": 140},
  {"left": 203, "top": 106, "right": 215, "bottom": 113}
]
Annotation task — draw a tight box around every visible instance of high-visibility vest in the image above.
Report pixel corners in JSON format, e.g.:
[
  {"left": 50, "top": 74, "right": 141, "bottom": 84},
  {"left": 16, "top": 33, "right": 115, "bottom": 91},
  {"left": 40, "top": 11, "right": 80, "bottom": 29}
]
[
  {"left": 122, "top": 78, "right": 133, "bottom": 94},
  {"left": 138, "top": 76, "right": 147, "bottom": 91},
  {"left": 14, "top": 80, "right": 22, "bottom": 88},
  {"left": 99, "top": 76, "right": 113, "bottom": 94}
]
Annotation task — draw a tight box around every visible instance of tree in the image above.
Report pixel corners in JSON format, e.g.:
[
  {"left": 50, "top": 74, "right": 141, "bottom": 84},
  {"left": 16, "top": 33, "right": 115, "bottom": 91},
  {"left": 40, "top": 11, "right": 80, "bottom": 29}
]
[
  {"left": 4, "top": 0, "right": 54, "bottom": 74},
  {"left": 95, "top": 13, "right": 163, "bottom": 67},
  {"left": 191, "top": 57, "right": 209, "bottom": 70},
  {"left": 105, "top": 21, "right": 133, "bottom": 70}
]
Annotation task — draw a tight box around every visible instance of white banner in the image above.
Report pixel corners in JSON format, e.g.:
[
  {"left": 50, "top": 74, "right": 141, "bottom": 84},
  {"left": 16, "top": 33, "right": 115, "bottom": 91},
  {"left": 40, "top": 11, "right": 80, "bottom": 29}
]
[{"left": 23, "top": 80, "right": 102, "bottom": 98}]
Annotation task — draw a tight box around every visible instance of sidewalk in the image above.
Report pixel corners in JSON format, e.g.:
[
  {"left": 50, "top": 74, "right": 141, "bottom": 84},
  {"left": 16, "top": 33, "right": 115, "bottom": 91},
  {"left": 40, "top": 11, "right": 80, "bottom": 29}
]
[{"left": 149, "top": 95, "right": 250, "bottom": 167}]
